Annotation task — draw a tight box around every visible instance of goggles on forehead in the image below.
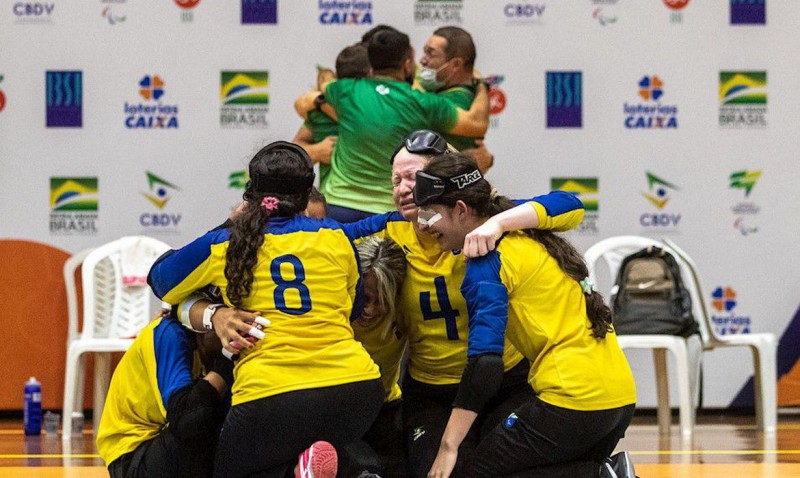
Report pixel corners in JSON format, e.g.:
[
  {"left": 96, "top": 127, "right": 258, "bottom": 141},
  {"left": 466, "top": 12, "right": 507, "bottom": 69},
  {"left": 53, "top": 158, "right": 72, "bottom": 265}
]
[
  {"left": 417, "top": 208, "right": 443, "bottom": 227},
  {"left": 412, "top": 168, "right": 484, "bottom": 206},
  {"left": 390, "top": 129, "right": 450, "bottom": 164}
]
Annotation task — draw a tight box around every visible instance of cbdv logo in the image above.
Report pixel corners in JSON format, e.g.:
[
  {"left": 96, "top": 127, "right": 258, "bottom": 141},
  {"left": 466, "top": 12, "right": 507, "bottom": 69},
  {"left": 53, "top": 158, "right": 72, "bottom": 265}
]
[
  {"left": 319, "top": 1, "right": 372, "bottom": 25},
  {"left": 546, "top": 71, "right": 582, "bottom": 128},
  {"left": 101, "top": 0, "right": 127, "bottom": 25},
  {"left": 624, "top": 75, "right": 678, "bottom": 129},
  {"left": 711, "top": 286, "right": 751, "bottom": 335},
  {"left": 46, "top": 71, "right": 82, "bottom": 128},
  {"left": 719, "top": 71, "right": 767, "bottom": 128},
  {"left": 13, "top": 2, "right": 55, "bottom": 24},
  {"left": 124, "top": 75, "right": 179, "bottom": 129},
  {"left": 640, "top": 172, "right": 681, "bottom": 229},
  {"left": 220, "top": 71, "right": 269, "bottom": 128},
  {"left": 730, "top": 169, "right": 762, "bottom": 236},
  {"left": 140, "top": 171, "right": 182, "bottom": 230},
  {"left": 504, "top": 3, "right": 545, "bottom": 24},
  {"left": 551, "top": 177, "right": 598, "bottom": 234},
  {"left": 242, "top": 0, "right": 277, "bottom": 24},
  {"left": 663, "top": 0, "right": 689, "bottom": 23},
  {"left": 414, "top": 0, "right": 462, "bottom": 26},
  {"left": 731, "top": 0, "right": 765, "bottom": 25},
  {"left": 50, "top": 177, "right": 98, "bottom": 235},
  {"left": 591, "top": 0, "right": 618, "bottom": 27},
  {"left": 174, "top": 0, "right": 200, "bottom": 22},
  {"left": 488, "top": 75, "right": 507, "bottom": 128}
]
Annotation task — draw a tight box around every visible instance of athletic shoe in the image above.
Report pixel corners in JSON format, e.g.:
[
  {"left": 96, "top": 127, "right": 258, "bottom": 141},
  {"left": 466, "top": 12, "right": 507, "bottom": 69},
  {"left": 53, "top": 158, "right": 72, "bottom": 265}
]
[
  {"left": 598, "top": 451, "right": 636, "bottom": 478},
  {"left": 295, "top": 440, "right": 338, "bottom": 478}
]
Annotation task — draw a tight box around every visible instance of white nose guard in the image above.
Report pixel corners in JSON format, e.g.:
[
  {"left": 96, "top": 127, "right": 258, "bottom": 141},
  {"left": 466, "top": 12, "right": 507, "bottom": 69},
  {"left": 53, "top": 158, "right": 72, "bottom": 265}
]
[{"left": 417, "top": 208, "right": 443, "bottom": 227}]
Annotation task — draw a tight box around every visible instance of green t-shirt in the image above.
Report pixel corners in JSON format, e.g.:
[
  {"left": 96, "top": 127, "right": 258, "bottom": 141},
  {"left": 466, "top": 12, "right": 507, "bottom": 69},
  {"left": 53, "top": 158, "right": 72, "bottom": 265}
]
[
  {"left": 323, "top": 78, "right": 458, "bottom": 214},
  {"left": 438, "top": 84, "right": 482, "bottom": 152},
  {"left": 303, "top": 110, "right": 338, "bottom": 190}
]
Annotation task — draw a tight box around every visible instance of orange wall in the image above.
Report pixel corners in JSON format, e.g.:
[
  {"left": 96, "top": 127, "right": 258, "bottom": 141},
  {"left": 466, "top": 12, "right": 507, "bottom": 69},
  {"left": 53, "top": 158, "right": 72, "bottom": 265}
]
[{"left": 0, "top": 240, "right": 116, "bottom": 411}]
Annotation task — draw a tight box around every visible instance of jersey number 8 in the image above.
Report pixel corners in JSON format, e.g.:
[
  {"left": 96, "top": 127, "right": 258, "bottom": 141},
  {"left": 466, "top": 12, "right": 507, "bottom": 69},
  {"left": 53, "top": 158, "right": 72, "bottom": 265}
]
[{"left": 270, "top": 254, "right": 312, "bottom": 315}]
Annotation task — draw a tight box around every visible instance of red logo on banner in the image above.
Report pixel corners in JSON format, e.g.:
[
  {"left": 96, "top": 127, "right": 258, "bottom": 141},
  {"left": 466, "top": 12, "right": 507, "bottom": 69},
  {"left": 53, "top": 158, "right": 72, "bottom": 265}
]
[
  {"left": 174, "top": 0, "right": 200, "bottom": 9},
  {"left": 489, "top": 88, "right": 506, "bottom": 115},
  {"left": 663, "top": 0, "right": 689, "bottom": 10}
]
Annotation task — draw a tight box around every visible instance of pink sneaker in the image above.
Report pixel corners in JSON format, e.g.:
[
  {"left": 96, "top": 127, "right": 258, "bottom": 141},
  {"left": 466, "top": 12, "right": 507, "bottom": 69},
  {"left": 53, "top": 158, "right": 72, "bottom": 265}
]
[{"left": 295, "top": 440, "right": 338, "bottom": 478}]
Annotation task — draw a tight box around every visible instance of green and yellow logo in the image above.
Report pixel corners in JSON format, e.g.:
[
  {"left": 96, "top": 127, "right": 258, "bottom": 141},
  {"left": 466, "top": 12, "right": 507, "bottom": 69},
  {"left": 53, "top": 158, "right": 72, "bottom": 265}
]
[
  {"left": 50, "top": 177, "right": 98, "bottom": 212},
  {"left": 221, "top": 71, "right": 269, "bottom": 105},
  {"left": 229, "top": 170, "right": 249, "bottom": 189},
  {"left": 551, "top": 177, "right": 598, "bottom": 211},
  {"left": 720, "top": 71, "right": 767, "bottom": 105},
  {"left": 730, "top": 170, "right": 761, "bottom": 197},
  {"left": 642, "top": 172, "right": 679, "bottom": 209},
  {"left": 141, "top": 171, "right": 180, "bottom": 209}
]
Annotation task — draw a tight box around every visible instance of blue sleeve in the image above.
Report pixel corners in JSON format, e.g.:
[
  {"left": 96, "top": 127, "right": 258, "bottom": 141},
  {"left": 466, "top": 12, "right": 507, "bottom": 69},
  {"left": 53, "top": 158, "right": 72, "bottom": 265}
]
[
  {"left": 461, "top": 251, "right": 509, "bottom": 357},
  {"left": 340, "top": 211, "right": 405, "bottom": 242},
  {"left": 147, "top": 228, "right": 229, "bottom": 301},
  {"left": 349, "top": 236, "right": 365, "bottom": 322},
  {"left": 153, "top": 319, "right": 194, "bottom": 408}
]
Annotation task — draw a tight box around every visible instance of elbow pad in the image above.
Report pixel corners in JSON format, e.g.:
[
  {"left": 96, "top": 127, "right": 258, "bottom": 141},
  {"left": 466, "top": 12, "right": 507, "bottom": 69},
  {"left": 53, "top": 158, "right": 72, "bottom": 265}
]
[{"left": 453, "top": 353, "right": 504, "bottom": 413}]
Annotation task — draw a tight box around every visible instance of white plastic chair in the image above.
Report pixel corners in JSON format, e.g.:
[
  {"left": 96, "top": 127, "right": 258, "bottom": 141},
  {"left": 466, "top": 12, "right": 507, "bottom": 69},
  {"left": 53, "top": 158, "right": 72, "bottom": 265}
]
[
  {"left": 63, "top": 248, "right": 95, "bottom": 427},
  {"left": 663, "top": 238, "right": 777, "bottom": 434},
  {"left": 62, "top": 236, "right": 170, "bottom": 439},
  {"left": 585, "top": 236, "right": 702, "bottom": 437}
]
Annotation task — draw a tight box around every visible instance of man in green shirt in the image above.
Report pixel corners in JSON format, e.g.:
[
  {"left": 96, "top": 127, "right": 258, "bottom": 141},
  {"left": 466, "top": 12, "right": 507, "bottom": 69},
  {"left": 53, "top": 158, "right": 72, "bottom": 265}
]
[
  {"left": 292, "top": 43, "right": 370, "bottom": 191},
  {"left": 418, "top": 26, "right": 494, "bottom": 173},
  {"left": 295, "top": 29, "right": 489, "bottom": 223}
]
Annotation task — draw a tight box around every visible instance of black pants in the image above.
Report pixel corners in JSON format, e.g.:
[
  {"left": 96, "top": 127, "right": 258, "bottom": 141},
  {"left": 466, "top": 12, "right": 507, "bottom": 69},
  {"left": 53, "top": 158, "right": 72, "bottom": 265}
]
[
  {"left": 339, "top": 399, "right": 407, "bottom": 478},
  {"left": 403, "top": 360, "right": 532, "bottom": 478},
  {"left": 213, "top": 379, "right": 384, "bottom": 478},
  {"left": 108, "top": 422, "right": 217, "bottom": 478},
  {"left": 471, "top": 396, "right": 635, "bottom": 478}
]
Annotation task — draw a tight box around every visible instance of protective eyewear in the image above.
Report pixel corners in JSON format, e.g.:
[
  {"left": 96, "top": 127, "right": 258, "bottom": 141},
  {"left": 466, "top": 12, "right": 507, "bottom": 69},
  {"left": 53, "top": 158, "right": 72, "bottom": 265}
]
[
  {"left": 390, "top": 129, "right": 449, "bottom": 164},
  {"left": 412, "top": 169, "right": 483, "bottom": 206}
]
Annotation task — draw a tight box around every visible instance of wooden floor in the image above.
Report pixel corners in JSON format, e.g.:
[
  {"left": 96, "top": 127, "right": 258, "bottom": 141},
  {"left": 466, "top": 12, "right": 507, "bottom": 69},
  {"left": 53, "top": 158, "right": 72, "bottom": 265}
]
[{"left": 3, "top": 414, "right": 800, "bottom": 477}]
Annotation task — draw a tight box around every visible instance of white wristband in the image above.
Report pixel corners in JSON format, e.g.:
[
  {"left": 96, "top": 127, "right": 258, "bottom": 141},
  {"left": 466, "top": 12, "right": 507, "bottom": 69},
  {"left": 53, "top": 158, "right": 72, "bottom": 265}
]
[{"left": 202, "top": 304, "right": 225, "bottom": 332}]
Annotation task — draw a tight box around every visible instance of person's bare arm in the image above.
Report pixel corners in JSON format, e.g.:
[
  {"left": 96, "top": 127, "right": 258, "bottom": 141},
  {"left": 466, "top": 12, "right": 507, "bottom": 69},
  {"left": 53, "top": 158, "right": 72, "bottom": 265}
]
[
  {"left": 461, "top": 139, "right": 494, "bottom": 174},
  {"left": 449, "top": 82, "right": 489, "bottom": 137},
  {"left": 291, "top": 126, "right": 336, "bottom": 165}
]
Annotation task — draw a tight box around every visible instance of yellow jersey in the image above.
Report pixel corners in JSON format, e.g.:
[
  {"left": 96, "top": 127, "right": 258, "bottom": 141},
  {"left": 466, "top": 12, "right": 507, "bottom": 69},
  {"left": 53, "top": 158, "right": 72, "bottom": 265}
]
[
  {"left": 352, "top": 318, "right": 405, "bottom": 402},
  {"left": 96, "top": 317, "right": 195, "bottom": 466},
  {"left": 343, "top": 192, "right": 585, "bottom": 385},
  {"left": 461, "top": 231, "right": 637, "bottom": 411},
  {"left": 149, "top": 216, "right": 380, "bottom": 406}
]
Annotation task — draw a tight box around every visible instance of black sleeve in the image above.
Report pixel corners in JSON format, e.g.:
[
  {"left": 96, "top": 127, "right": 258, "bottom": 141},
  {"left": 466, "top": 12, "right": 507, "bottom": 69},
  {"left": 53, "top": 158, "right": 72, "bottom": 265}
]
[
  {"left": 165, "top": 380, "right": 225, "bottom": 440},
  {"left": 453, "top": 353, "right": 504, "bottom": 413}
]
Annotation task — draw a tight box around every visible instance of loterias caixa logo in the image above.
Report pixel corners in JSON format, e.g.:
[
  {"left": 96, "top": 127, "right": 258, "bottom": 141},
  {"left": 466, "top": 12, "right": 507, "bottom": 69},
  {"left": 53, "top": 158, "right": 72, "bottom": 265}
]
[
  {"left": 220, "top": 71, "right": 269, "bottom": 128},
  {"left": 319, "top": 0, "right": 372, "bottom": 25},
  {"left": 50, "top": 177, "right": 98, "bottom": 235},
  {"left": 624, "top": 75, "right": 678, "bottom": 129},
  {"left": 124, "top": 75, "right": 179, "bottom": 129}
]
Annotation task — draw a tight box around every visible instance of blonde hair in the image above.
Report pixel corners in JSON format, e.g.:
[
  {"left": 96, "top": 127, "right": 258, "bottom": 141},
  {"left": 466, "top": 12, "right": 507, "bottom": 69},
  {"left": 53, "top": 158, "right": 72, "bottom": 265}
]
[{"left": 356, "top": 237, "right": 407, "bottom": 321}]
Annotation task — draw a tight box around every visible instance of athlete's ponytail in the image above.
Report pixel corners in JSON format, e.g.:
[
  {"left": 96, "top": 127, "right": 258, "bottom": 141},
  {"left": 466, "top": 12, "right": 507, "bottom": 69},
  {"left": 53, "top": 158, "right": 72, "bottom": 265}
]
[{"left": 225, "top": 144, "right": 314, "bottom": 309}]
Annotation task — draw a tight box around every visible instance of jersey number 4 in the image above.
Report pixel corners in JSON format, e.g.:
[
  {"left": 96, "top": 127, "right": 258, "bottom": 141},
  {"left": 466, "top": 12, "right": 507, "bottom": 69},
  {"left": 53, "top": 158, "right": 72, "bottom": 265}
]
[
  {"left": 270, "top": 254, "right": 312, "bottom": 315},
  {"left": 420, "top": 276, "right": 460, "bottom": 340}
]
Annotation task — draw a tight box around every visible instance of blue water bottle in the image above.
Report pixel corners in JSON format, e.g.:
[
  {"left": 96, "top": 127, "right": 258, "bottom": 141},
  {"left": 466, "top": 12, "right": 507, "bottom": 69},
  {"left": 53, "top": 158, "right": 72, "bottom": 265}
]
[{"left": 23, "top": 377, "right": 42, "bottom": 436}]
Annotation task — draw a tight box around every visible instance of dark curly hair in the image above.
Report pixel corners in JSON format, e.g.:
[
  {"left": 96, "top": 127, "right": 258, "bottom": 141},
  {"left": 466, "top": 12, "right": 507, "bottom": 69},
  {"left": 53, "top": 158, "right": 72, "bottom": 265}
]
[
  {"left": 421, "top": 153, "right": 613, "bottom": 339},
  {"left": 224, "top": 144, "right": 313, "bottom": 308}
]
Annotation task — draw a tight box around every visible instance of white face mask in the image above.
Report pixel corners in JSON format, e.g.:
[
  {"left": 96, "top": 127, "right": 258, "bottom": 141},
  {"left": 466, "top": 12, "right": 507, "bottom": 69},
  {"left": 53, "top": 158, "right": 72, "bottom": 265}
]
[{"left": 417, "top": 61, "right": 450, "bottom": 92}]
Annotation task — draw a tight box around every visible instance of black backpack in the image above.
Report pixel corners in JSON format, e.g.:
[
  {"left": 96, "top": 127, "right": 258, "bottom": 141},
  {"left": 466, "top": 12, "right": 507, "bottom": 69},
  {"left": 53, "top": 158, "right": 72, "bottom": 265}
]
[{"left": 611, "top": 246, "right": 699, "bottom": 337}]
